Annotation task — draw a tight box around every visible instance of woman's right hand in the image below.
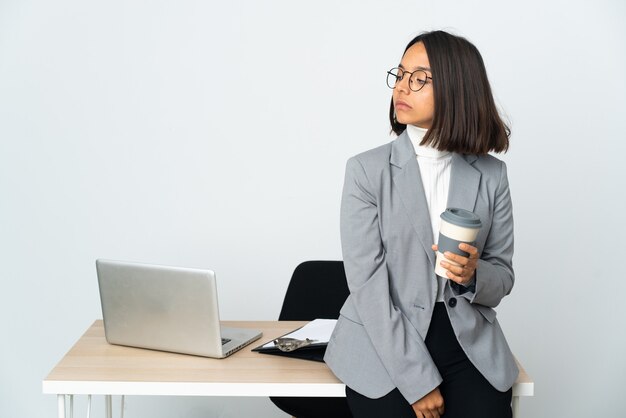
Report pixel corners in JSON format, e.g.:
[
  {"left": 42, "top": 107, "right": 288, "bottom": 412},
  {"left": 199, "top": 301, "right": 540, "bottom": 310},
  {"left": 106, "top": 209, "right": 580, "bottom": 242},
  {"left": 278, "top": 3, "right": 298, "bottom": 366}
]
[{"left": 411, "top": 387, "right": 445, "bottom": 418}]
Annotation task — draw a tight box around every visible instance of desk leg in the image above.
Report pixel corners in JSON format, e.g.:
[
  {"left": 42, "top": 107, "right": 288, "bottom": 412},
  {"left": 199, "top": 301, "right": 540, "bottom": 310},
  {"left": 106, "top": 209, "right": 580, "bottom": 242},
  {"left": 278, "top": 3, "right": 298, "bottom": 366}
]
[
  {"left": 105, "top": 395, "right": 112, "bottom": 418},
  {"left": 512, "top": 396, "right": 519, "bottom": 418},
  {"left": 57, "top": 395, "right": 65, "bottom": 418}
]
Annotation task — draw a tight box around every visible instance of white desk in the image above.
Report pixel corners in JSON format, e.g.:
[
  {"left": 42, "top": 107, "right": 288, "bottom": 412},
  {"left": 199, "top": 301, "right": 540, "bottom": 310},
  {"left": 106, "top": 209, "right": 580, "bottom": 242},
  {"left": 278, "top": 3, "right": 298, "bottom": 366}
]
[{"left": 43, "top": 320, "right": 534, "bottom": 417}]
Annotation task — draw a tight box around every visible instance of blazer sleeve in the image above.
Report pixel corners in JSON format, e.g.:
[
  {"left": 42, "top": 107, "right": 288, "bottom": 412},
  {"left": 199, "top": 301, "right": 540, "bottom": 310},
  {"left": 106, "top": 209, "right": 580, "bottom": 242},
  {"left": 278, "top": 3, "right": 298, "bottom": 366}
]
[
  {"left": 465, "top": 160, "right": 515, "bottom": 307},
  {"left": 340, "top": 156, "right": 442, "bottom": 404}
]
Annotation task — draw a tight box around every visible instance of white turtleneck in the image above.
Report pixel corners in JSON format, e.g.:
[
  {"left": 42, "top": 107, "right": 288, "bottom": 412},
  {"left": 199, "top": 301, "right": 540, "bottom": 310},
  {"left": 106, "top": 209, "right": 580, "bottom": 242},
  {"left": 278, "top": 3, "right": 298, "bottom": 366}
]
[{"left": 406, "top": 124, "right": 452, "bottom": 302}]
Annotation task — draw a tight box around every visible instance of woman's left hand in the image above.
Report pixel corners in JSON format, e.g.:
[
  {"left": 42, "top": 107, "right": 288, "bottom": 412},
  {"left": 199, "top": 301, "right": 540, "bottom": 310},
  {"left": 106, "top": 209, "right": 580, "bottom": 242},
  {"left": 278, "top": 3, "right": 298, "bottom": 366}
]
[{"left": 431, "top": 243, "right": 479, "bottom": 286}]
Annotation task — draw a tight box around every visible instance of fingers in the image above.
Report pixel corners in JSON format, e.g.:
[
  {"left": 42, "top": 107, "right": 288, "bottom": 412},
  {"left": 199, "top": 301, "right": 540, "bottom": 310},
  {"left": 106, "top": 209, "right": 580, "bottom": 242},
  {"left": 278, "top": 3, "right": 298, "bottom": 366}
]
[
  {"left": 440, "top": 247, "right": 478, "bottom": 285},
  {"left": 414, "top": 409, "right": 427, "bottom": 418},
  {"left": 432, "top": 244, "right": 438, "bottom": 251},
  {"left": 460, "top": 242, "right": 479, "bottom": 258},
  {"left": 411, "top": 384, "right": 443, "bottom": 418},
  {"left": 444, "top": 243, "right": 478, "bottom": 263},
  {"left": 445, "top": 269, "right": 466, "bottom": 284},
  {"left": 413, "top": 401, "right": 444, "bottom": 418},
  {"left": 443, "top": 262, "right": 476, "bottom": 285},
  {"left": 413, "top": 405, "right": 441, "bottom": 418},
  {"left": 441, "top": 261, "right": 465, "bottom": 276},
  {"left": 442, "top": 252, "right": 465, "bottom": 265}
]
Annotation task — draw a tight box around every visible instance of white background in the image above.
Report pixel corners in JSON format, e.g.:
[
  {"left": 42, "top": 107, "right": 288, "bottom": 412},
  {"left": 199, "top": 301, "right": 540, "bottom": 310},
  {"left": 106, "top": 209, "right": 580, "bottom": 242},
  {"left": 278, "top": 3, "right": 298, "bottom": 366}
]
[{"left": 1, "top": 0, "right": 625, "bottom": 417}]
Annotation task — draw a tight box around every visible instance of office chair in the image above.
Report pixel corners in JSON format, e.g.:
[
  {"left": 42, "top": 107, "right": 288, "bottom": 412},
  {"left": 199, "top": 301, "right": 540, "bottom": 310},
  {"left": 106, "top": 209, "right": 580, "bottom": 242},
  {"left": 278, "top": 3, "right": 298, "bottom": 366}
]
[{"left": 270, "top": 261, "right": 353, "bottom": 418}]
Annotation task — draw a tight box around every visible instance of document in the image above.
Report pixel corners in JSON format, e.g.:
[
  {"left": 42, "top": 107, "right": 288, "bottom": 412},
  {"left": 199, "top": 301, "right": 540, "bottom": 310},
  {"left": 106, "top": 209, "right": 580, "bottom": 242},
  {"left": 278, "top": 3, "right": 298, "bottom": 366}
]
[
  {"left": 258, "top": 319, "right": 337, "bottom": 349},
  {"left": 252, "top": 319, "right": 337, "bottom": 362}
]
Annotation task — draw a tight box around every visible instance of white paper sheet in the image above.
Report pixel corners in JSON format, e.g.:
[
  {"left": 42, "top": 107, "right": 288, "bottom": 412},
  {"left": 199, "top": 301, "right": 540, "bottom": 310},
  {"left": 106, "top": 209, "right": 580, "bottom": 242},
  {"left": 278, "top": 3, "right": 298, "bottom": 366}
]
[{"left": 260, "top": 318, "right": 337, "bottom": 349}]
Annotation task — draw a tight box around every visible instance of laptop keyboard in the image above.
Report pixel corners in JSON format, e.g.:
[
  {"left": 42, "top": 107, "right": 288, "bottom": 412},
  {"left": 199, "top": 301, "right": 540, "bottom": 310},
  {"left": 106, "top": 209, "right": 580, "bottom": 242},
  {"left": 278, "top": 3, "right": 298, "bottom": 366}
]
[{"left": 221, "top": 338, "right": 231, "bottom": 345}]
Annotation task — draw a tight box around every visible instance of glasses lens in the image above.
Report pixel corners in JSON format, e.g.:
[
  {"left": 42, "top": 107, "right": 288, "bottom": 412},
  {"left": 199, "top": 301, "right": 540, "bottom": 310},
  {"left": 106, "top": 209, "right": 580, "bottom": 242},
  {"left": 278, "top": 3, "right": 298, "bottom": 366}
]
[
  {"left": 387, "top": 68, "right": 401, "bottom": 89},
  {"left": 409, "top": 70, "right": 428, "bottom": 91}
]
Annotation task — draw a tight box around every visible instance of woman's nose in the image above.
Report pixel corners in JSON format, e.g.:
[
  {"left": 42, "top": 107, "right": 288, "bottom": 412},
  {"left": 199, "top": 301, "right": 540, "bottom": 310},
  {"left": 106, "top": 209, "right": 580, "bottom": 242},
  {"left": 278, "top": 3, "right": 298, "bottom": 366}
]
[{"left": 396, "top": 75, "right": 411, "bottom": 94}]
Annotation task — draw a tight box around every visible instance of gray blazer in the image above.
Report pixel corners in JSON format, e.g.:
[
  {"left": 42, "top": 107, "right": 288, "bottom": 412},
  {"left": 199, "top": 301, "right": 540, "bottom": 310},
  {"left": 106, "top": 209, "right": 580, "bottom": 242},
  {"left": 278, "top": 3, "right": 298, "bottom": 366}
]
[{"left": 324, "top": 131, "right": 519, "bottom": 404}]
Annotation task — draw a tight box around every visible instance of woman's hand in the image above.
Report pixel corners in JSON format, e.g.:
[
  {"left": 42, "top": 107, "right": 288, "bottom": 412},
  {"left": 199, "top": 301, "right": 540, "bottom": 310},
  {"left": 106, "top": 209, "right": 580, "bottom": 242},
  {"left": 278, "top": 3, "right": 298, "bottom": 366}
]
[
  {"left": 411, "top": 386, "right": 445, "bottom": 418},
  {"left": 431, "top": 243, "right": 479, "bottom": 286}
]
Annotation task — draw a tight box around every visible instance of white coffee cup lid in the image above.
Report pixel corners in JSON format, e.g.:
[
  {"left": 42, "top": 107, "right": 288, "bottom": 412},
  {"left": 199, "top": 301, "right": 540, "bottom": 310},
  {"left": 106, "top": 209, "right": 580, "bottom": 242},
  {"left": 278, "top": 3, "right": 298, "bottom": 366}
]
[{"left": 440, "top": 208, "right": 482, "bottom": 228}]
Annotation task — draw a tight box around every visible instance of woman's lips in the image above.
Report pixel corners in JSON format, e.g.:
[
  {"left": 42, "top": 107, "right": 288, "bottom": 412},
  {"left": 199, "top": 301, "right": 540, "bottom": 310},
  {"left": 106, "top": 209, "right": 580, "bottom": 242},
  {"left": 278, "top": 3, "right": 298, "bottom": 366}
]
[{"left": 395, "top": 100, "right": 412, "bottom": 111}]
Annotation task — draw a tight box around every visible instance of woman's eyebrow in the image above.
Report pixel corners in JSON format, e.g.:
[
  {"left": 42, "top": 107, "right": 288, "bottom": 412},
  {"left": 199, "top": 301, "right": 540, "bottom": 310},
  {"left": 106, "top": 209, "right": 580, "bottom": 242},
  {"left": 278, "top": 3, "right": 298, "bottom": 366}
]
[{"left": 398, "top": 64, "right": 432, "bottom": 72}]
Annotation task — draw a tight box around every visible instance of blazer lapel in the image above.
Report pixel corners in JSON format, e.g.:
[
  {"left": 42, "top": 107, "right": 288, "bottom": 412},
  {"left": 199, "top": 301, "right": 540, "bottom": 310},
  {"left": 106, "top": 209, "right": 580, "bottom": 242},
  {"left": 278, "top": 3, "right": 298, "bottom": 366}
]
[
  {"left": 391, "top": 132, "right": 435, "bottom": 266},
  {"left": 390, "top": 133, "right": 482, "bottom": 265},
  {"left": 447, "top": 153, "right": 481, "bottom": 213}
]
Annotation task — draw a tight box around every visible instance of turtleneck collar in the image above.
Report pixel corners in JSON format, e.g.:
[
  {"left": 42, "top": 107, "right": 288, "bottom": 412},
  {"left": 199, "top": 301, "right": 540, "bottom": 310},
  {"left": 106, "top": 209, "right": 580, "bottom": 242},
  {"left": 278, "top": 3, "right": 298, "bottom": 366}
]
[{"left": 406, "top": 124, "right": 451, "bottom": 160}]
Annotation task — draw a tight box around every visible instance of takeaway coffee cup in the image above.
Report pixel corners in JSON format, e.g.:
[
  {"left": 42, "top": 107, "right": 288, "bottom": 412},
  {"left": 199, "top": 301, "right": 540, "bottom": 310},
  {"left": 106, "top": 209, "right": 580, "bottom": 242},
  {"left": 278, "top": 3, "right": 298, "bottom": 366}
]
[{"left": 435, "top": 208, "right": 482, "bottom": 278}]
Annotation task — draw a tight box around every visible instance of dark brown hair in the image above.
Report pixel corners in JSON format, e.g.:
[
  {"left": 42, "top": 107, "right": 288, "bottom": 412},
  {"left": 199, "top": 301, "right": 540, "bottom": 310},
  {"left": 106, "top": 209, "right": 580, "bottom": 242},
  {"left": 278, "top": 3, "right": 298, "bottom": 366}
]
[{"left": 389, "top": 30, "right": 510, "bottom": 154}]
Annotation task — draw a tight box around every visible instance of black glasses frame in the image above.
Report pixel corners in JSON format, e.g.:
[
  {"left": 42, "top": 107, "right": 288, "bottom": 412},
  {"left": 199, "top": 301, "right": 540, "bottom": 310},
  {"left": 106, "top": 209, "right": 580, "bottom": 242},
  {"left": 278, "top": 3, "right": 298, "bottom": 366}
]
[{"left": 386, "top": 67, "right": 432, "bottom": 92}]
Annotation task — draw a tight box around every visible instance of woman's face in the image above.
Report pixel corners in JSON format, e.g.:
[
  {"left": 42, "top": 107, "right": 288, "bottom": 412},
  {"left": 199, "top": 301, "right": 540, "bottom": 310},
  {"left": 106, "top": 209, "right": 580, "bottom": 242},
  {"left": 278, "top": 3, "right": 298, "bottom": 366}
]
[{"left": 393, "top": 42, "right": 434, "bottom": 129}]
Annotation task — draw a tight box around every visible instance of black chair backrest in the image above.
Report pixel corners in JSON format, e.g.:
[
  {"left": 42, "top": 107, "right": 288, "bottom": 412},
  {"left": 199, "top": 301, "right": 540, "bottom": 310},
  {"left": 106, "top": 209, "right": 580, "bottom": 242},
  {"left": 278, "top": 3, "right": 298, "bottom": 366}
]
[{"left": 278, "top": 261, "right": 350, "bottom": 321}]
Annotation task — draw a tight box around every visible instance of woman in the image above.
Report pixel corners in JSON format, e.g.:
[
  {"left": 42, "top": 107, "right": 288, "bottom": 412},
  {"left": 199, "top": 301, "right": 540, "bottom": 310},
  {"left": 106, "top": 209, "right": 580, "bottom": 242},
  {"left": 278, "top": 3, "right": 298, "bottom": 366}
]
[{"left": 324, "top": 30, "right": 518, "bottom": 418}]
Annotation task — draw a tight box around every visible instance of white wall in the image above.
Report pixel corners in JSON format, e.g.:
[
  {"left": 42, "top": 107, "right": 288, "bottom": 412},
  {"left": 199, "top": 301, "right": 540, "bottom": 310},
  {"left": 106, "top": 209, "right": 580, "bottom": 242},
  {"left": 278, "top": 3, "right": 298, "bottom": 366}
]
[{"left": 1, "top": 0, "right": 624, "bottom": 417}]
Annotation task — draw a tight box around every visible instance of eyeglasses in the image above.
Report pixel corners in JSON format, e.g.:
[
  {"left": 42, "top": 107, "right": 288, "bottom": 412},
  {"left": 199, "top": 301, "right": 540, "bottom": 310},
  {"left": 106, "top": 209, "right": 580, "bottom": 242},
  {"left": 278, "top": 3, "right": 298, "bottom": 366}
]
[{"left": 386, "top": 67, "right": 432, "bottom": 92}]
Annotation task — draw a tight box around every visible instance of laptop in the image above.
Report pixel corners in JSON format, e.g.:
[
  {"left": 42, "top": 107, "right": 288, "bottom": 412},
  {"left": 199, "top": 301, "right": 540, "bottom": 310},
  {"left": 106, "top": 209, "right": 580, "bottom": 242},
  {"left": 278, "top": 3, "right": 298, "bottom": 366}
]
[{"left": 96, "top": 259, "right": 262, "bottom": 358}]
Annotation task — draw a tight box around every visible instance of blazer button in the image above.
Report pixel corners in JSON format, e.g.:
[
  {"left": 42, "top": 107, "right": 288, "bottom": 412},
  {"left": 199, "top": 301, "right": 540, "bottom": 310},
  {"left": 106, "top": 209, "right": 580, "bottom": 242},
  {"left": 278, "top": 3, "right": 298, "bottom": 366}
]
[{"left": 448, "top": 297, "right": 457, "bottom": 308}]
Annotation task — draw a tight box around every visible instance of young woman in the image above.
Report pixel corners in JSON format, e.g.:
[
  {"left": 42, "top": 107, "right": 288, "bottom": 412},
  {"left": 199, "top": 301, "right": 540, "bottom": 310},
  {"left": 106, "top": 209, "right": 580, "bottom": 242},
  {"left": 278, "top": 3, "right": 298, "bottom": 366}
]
[{"left": 324, "top": 30, "right": 518, "bottom": 418}]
